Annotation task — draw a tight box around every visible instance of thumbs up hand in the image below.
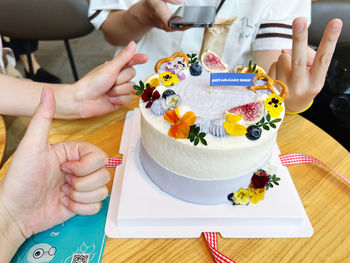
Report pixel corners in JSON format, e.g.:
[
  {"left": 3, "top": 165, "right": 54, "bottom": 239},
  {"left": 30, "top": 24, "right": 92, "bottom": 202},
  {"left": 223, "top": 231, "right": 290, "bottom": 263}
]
[
  {"left": 0, "top": 88, "right": 110, "bottom": 254},
  {"left": 62, "top": 41, "right": 148, "bottom": 119}
]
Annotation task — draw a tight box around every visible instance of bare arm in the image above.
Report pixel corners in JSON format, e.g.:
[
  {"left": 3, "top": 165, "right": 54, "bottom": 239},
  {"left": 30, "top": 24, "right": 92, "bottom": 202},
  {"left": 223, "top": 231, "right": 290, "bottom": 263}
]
[
  {"left": 0, "top": 74, "right": 74, "bottom": 118},
  {"left": 253, "top": 50, "right": 281, "bottom": 78},
  {"left": 0, "top": 41, "right": 148, "bottom": 119},
  {"left": 100, "top": 0, "right": 184, "bottom": 46}
]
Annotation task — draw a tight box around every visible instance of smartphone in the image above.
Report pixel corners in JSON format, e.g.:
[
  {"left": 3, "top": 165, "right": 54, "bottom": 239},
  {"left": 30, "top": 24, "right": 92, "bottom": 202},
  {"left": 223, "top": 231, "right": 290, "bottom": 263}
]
[{"left": 168, "top": 6, "right": 216, "bottom": 28}]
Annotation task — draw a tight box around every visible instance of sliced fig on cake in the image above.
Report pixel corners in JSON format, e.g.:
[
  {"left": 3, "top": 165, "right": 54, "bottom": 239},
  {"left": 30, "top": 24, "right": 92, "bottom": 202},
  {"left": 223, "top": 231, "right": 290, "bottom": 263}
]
[
  {"left": 226, "top": 101, "right": 265, "bottom": 125},
  {"left": 201, "top": 50, "right": 229, "bottom": 73}
]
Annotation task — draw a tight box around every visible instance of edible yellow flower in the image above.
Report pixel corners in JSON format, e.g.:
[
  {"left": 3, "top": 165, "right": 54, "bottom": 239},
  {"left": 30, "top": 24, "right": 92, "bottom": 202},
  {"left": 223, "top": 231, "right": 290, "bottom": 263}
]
[
  {"left": 264, "top": 94, "right": 284, "bottom": 118},
  {"left": 160, "top": 71, "right": 179, "bottom": 86},
  {"left": 248, "top": 184, "right": 266, "bottom": 204},
  {"left": 231, "top": 188, "right": 250, "bottom": 205},
  {"left": 223, "top": 114, "right": 247, "bottom": 136}
]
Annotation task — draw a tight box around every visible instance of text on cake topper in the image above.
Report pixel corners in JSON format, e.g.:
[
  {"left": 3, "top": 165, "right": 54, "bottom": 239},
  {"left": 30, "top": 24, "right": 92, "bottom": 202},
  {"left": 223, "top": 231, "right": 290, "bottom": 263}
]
[{"left": 210, "top": 73, "right": 256, "bottom": 86}]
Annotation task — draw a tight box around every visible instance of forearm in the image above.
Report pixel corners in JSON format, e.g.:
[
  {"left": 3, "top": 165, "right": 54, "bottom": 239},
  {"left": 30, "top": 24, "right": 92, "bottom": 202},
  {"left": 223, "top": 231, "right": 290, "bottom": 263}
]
[
  {"left": 100, "top": 1, "right": 153, "bottom": 46},
  {"left": 253, "top": 50, "right": 282, "bottom": 76},
  {"left": 0, "top": 197, "right": 26, "bottom": 262},
  {"left": 0, "top": 74, "right": 79, "bottom": 119}
]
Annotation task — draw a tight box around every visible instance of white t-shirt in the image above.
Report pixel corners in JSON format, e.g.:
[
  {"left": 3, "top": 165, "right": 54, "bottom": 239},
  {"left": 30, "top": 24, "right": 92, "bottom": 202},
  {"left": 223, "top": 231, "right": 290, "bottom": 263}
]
[{"left": 89, "top": 0, "right": 311, "bottom": 81}]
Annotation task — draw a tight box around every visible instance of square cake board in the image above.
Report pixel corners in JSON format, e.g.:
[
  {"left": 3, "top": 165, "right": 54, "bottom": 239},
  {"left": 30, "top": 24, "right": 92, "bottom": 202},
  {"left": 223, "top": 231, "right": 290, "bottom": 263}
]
[{"left": 105, "top": 109, "right": 313, "bottom": 239}]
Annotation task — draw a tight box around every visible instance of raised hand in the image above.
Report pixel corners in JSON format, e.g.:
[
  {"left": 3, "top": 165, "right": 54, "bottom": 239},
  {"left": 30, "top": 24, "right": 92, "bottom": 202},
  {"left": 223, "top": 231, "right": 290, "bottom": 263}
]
[
  {"left": 269, "top": 17, "right": 343, "bottom": 112},
  {"left": 61, "top": 41, "right": 148, "bottom": 119},
  {"left": 0, "top": 87, "right": 110, "bottom": 258}
]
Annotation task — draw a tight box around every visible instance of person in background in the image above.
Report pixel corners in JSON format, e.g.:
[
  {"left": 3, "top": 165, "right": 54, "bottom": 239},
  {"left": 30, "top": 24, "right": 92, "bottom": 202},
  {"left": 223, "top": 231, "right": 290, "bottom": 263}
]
[
  {"left": 0, "top": 87, "right": 111, "bottom": 262},
  {"left": 88, "top": 0, "right": 342, "bottom": 114},
  {"left": 2, "top": 38, "right": 61, "bottom": 83},
  {"left": 0, "top": 41, "right": 148, "bottom": 119}
]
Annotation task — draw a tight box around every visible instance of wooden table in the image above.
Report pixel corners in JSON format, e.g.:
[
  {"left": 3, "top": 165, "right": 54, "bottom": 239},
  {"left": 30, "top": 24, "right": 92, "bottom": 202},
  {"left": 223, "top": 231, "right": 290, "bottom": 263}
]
[
  {"left": 0, "top": 115, "right": 6, "bottom": 166},
  {"left": 0, "top": 96, "right": 349, "bottom": 262}
]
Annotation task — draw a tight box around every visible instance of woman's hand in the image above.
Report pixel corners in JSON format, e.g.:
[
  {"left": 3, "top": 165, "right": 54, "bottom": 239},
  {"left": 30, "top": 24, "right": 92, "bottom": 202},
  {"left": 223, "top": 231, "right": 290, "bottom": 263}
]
[
  {"left": 0, "top": 87, "right": 110, "bottom": 260},
  {"left": 57, "top": 41, "right": 148, "bottom": 119},
  {"left": 269, "top": 17, "right": 342, "bottom": 112}
]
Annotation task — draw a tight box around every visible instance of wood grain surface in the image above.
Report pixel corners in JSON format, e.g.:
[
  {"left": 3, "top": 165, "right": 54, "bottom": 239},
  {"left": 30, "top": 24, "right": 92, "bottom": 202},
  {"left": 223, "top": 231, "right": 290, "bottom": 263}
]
[
  {"left": 0, "top": 96, "right": 349, "bottom": 263},
  {"left": 0, "top": 115, "right": 6, "bottom": 166}
]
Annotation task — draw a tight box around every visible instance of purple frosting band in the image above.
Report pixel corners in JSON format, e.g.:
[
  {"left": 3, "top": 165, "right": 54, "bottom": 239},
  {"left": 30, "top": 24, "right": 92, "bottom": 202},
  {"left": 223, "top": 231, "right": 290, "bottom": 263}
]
[{"left": 140, "top": 142, "right": 271, "bottom": 205}]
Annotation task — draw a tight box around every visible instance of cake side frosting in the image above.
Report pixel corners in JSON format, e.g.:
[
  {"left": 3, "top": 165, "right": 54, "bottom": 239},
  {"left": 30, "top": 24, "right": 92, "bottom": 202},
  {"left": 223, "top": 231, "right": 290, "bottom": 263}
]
[{"left": 140, "top": 99, "right": 283, "bottom": 179}]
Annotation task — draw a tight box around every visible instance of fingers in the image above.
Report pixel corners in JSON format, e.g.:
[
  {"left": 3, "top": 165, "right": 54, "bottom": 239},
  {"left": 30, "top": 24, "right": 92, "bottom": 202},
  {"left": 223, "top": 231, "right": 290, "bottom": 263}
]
[
  {"left": 22, "top": 87, "right": 55, "bottom": 146},
  {"left": 116, "top": 67, "right": 136, "bottom": 84},
  {"left": 103, "top": 41, "right": 137, "bottom": 75},
  {"left": 310, "top": 18, "right": 342, "bottom": 87},
  {"left": 152, "top": 0, "right": 175, "bottom": 30},
  {"left": 107, "top": 81, "right": 135, "bottom": 96},
  {"left": 60, "top": 143, "right": 108, "bottom": 177},
  {"left": 282, "top": 47, "right": 316, "bottom": 68},
  {"left": 290, "top": 18, "right": 308, "bottom": 83},
  {"left": 276, "top": 53, "right": 292, "bottom": 82},
  {"left": 61, "top": 196, "right": 101, "bottom": 215},
  {"left": 65, "top": 168, "right": 110, "bottom": 192},
  {"left": 109, "top": 95, "right": 133, "bottom": 105},
  {"left": 62, "top": 183, "right": 108, "bottom": 204},
  {"left": 124, "top": 53, "right": 148, "bottom": 68}
]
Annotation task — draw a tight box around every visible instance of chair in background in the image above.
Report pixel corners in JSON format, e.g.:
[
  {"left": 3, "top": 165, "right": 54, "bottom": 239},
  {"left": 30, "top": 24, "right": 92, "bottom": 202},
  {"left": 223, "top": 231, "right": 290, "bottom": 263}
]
[
  {"left": 0, "top": 0, "right": 94, "bottom": 81},
  {"left": 303, "top": 0, "right": 350, "bottom": 150}
]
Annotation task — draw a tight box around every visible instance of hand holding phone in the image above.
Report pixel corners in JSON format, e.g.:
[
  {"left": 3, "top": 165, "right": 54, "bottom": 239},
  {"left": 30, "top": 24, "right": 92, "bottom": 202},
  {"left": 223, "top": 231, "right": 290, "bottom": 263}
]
[{"left": 168, "top": 6, "right": 216, "bottom": 28}]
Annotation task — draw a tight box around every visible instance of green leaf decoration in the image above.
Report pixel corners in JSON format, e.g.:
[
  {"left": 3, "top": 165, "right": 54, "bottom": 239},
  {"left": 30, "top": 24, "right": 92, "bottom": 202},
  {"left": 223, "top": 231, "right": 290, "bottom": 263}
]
[
  {"left": 188, "top": 53, "right": 199, "bottom": 66},
  {"left": 133, "top": 80, "right": 146, "bottom": 95},
  {"left": 200, "top": 137, "right": 208, "bottom": 146},
  {"left": 187, "top": 124, "right": 208, "bottom": 146},
  {"left": 194, "top": 137, "right": 199, "bottom": 146},
  {"left": 271, "top": 118, "right": 282, "bottom": 123},
  {"left": 266, "top": 114, "right": 271, "bottom": 122},
  {"left": 269, "top": 174, "right": 281, "bottom": 188},
  {"left": 269, "top": 123, "right": 276, "bottom": 129},
  {"left": 256, "top": 115, "right": 282, "bottom": 130},
  {"left": 252, "top": 64, "right": 257, "bottom": 73}
]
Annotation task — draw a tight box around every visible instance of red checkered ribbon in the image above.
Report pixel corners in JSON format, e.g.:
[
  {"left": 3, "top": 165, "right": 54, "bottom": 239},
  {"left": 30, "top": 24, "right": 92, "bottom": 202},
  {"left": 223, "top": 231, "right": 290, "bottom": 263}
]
[
  {"left": 203, "top": 232, "right": 236, "bottom": 263},
  {"left": 279, "top": 153, "right": 350, "bottom": 185},
  {"left": 106, "top": 153, "right": 347, "bottom": 263},
  {"left": 106, "top": 157, "right": 122, "bottom": 168}
]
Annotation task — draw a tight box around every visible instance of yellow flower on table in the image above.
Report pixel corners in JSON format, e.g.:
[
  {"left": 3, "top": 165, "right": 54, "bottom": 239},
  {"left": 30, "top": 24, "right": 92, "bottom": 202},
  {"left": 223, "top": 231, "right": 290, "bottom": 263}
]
[
  {"left": 160, "top": 71, "right": 179, "bottom": 86},
  {"left": 223, "top": 114, "right": 247, "bottom": 136},
  {"left": 248, "top": 184, "right": 266, "bottom": 204},
  {"left": 264, "top": 94, "right": 284, "bottom": 118}
]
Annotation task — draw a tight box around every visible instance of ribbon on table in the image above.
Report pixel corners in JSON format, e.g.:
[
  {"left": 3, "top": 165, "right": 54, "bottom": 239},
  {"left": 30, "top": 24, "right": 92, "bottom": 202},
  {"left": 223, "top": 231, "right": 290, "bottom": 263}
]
[
  {"left": 279, "top": 153, "right": 350, "bottom": 185},
  {"left": 106, "top": 153, "right": 348, "bottom": 263}
]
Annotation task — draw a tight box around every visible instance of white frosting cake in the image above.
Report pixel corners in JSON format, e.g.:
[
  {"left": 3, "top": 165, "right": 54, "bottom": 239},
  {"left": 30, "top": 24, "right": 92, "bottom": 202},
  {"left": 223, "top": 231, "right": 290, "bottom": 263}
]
[{"left": 136, "top": 52, "right": 287, "bottom": 204}]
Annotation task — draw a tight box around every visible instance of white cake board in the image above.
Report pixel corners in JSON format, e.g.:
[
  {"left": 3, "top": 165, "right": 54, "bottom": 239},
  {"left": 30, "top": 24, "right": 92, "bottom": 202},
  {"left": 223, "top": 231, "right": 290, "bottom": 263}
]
[{"left": 105, "top": 109, "right": 313, "bottom": 239}]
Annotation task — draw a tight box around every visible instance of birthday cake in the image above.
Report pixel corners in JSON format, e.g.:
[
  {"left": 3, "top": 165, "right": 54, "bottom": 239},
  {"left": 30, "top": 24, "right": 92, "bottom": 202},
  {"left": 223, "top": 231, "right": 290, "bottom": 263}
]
[{"left": 134, "top": 51, "right": 288, "bottom": 205}]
